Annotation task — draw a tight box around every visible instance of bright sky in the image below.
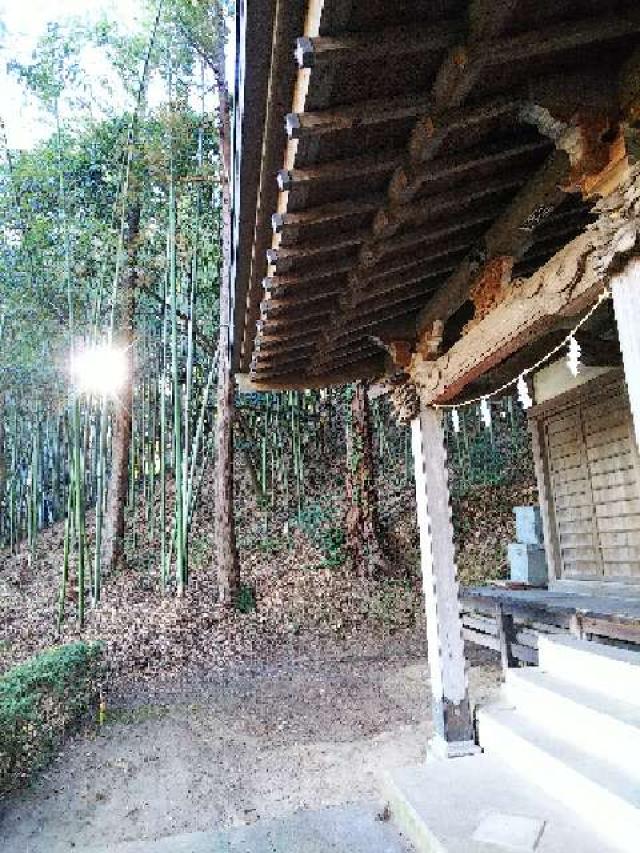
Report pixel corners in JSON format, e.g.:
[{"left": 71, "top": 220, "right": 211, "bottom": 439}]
[
  {"left": 0, "top": 0, "right": 148, "bottom": 149},
  {"left": 0, "top": 1, "right": 235, "bottom": 151}
]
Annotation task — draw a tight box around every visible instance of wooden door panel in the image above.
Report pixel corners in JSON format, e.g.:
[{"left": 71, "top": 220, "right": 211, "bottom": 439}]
[{"left": 543, "top": 385, "right": 640, "bottom": 582}]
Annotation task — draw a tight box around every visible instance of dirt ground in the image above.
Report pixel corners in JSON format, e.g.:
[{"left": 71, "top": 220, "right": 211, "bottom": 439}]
[{"left": 0, "top": 642, "right": 500, "bottom": 853}]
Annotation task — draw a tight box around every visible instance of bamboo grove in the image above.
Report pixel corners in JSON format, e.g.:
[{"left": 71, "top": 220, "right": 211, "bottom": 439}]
[
  {"left": 0, "top": 2, "right": 536, "bottom": 630},
  {"left": 0, "top": 4, "right": 230, "bottom": 624}
]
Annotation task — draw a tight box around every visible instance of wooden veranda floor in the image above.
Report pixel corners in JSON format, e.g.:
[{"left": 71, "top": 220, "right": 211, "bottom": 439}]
[
  {"left": 460, "top": 585, "right": 640, "bottom": 665},
  {"left": 464, "top": 586, "right": 640, "bottom": 622}
]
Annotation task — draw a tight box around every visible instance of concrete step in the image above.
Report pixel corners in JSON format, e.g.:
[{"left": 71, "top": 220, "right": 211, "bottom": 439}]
[
  {"left": 505, "top": 667, "right": 640, "bottom": 776},
  {"left": 478, "top": 704, "right": 640, "bottom": 852},
  {"left": 382, "top": 755, "right": 618, "bottom": 852},
  {"left": 537, "top": 635, "right": 640, "bottom": 706},
  {"left": 81, "top": 803, "right": 414, "bottom": 853}
]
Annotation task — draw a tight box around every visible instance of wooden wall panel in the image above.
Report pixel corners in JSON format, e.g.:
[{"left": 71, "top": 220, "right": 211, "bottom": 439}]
[{"left": 541, "top": 379, "right": 640, "bottom": 582}]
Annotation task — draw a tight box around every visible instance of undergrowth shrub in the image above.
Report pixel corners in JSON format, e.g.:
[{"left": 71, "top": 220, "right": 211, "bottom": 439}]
[
  {"left": 0, "top": 641, "right": 103, "bottom": 796},
  {"left": 294, "top": 501, "right": 347, "bottom": 568},
  {"left": 235, "top": 583, "right": 257, "bottom": 614}
]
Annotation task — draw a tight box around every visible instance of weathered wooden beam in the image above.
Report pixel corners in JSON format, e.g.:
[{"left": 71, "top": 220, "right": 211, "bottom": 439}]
[
  {"left": 310, "top": 345, "right": 384, "bottom": 374},
  {"left": 390, "top": 137, "right": 549, "bottom": 203},
  {"left": 261, "top": 295, "right": 335, "bottom": 320},
  {"left": 494, "top": 11, "right": 640, "bottom": 67},
  {"left": 286, "top": 93, "right": 434, "bottom": 139},
  {"left": 333, "top": 322, "right": 419, "bottom": 358},
  {"left": 501, "top": 232, "right": 571, "bottom": 280},
  {"left": 331, "top": 296, "right": 432, "bottom": 340},
  {"left": 433, "top": 11, "right": 640, "bottom": 108},
  {"left": 348, "top": 280, "right": 441, "bottom": 317},
  {"left": 409, "top": 98, "right": 518, "bottom": 164},
  {"left": 277, "top": 152, "right": 402, "bottom": 190},
  {"left": 411, "top": 175, "right": 640, "bottom": 403},
  {"left": 271, "top": 194, "right": 384, "bottom": 235},
  {"left": 263, "top": 277, "right": 342, "bottom": 300},
  {"left": 312, "top": 340, "right": 382, "bottom": 368},
  {"left": 412, "top": 406, "right": 476, "bottom": 756},
  {"left": 349, "top": 257, "right": 461, "bottom": 307},
  {"left": 256, "top": 317, "right": 325, "bottom": 340},
  {"left": 355, "top": 233, "right": 473, "bottom": 282},
  {"left": 259, "top": 304, "right": 332, "bottom": 327},
  {"left": 251, "top": 348, "right": 311, "bottom": 371},
  {"left": 264, "top": 257, "right": 354, "bottom": 287},
  {"left": 484, "top": 150, "right": 571, "bottom": 256},
  {"left": 267, "top": 236, "right": 369, "bottom": 266},
  {"left": 524, "top": 206, "right": 594, "bottom": 243},
  {"left": 254, "top": 337, "right": 315, "bottom": 358},
  {"left": 374, "top": 170, "right": 528, "bottom": 239},
  {"left": 254, "top": 336, "right": 320, "bottom": 360},
  {"left": 264, "top": 281, "right": 342, "bottom": 305},
  {"left": 359, "top": 208, "right": 495, "bottom": 267},
  {"left": 294, "top": 23, "right": 460, "bottom": 69},
  {"left": 416, "top": 150, "right": 572, "bottom": 336},
  {"left": 242, "top": 355, "right": 386, "bottom": 391},
  {"left": 266, "top": 230, "right": 368, "bottom": 273}
]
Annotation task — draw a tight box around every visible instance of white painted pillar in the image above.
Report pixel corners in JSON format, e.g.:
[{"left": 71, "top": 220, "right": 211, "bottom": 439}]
[
  {"left": 411, "top": 405, "right": 476, "bottom": 758},
  {"left": 612, "top": 257, "right": 640, "bottom": 455}
]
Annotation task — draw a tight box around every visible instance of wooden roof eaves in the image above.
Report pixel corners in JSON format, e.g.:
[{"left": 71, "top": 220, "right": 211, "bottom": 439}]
[
  {"left": 238, "top": 0, "right": 353, "bottom": 372},
  {"left": 238, "top": 354, "right": 387, "bottom": 393},
  {"left": 241, "top": 2, "right": 640, "bottom": 388},
  {"left": 294, "top": 21, "right": 463, "bottom": 70},
  {"left": 230, "top": 0, "right": 276, "bottom": 372},
  {"left": 303, "top": 6, "right": 640, "bottom": 375},
  {"left": 235, "top": 0, "right": 307, "bottom": 373}
]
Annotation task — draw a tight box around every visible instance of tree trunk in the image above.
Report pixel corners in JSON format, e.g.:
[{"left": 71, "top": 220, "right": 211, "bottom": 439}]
[
  {"left": 0, "top": 390, "right": 6, "bottom": 512},
  {"left": 345, "top": 381, "right": 385, "bottom": 575},
  {"left": 213, "top": 65, "right": 240, "bottom": 605},
  {"left": 214, "top": 332, "right": 239, "bottom": 605},
  {"left": 102, "top": 203, "right": 139, "bottom": 573}
]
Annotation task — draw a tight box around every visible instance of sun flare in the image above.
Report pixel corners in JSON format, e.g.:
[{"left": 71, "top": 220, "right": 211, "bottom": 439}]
[{"left": 70, "top": 344, "right": 128, "bottom": 396}]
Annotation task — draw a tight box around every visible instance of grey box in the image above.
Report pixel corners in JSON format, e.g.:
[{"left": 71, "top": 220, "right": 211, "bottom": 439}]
[
  {"left": 514, "top": 505, "right": 544, "bottom": 545},
  {"left": 508, "top": 542, "right": 548, "bottom": 585}
]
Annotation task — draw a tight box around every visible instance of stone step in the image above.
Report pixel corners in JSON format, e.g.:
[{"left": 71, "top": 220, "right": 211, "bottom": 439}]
[
  {"left": 537, "top": 635, "right": 640, "bottom": 706},
  {"left": 382, "top": 754, "right": 617, "bottom": 853},
  {"left": 478, "top": 705, "right": 640, "bottom": 852},
  {"left": 505, "top": 667, "right": 640, "bottom": 776}
]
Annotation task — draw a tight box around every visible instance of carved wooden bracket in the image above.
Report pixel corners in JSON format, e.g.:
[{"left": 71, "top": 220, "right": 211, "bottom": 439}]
[
  {"left": 563, "top": 114, "right": 627, "bottom": 197},
  {"left": 387, "top": 340, "right": 413, "bottom": 369},
  {"left": 467, "top": 255, "right": 514, "bottom": 329},
  {"left": 415, "top": 319, "right": 444, "bottom": 360},
  {"left": 368, "top": 335, "right": 414, "bottom": 371},
  {"left": 523, "top": 102, "right": 629, "bottom": 199}
]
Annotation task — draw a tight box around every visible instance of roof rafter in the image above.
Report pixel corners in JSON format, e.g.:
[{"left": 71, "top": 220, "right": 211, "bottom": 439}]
[{"left": 294, "top": 22, "right": 462, "bottom": 69}]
